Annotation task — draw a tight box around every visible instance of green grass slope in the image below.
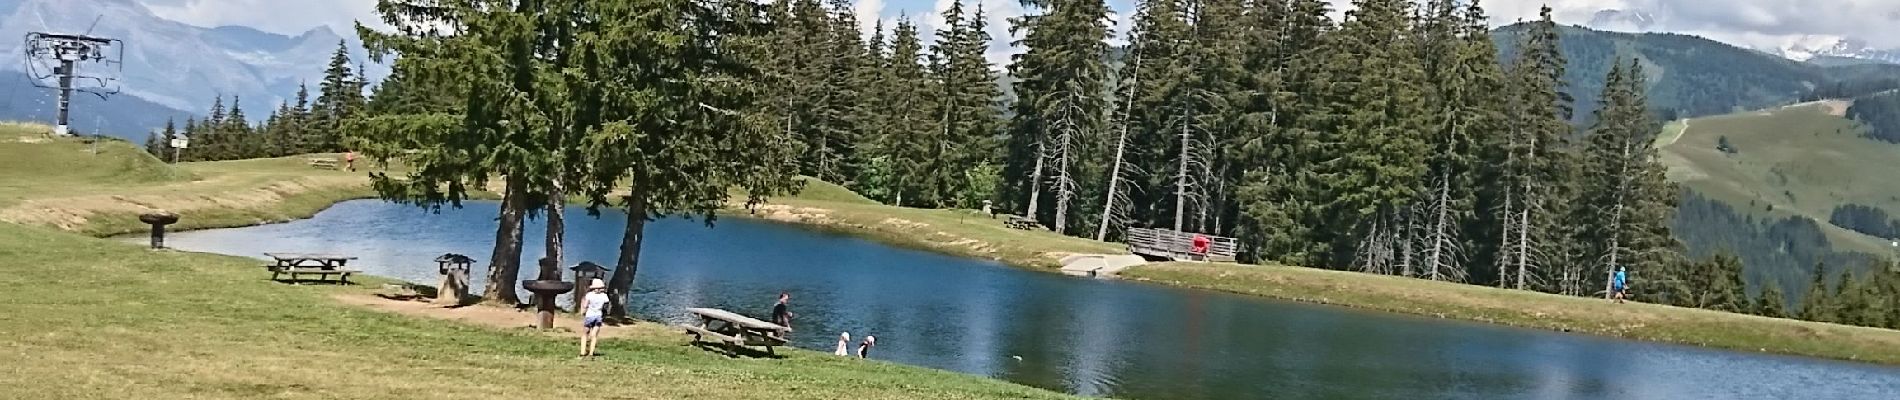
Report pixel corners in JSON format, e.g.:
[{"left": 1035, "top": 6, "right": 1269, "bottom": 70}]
[
  {"left": 1658, "top": 101, "right": 1900, "bottom": 255},
  {"left": 1492, "top": 24, "right": 1900, "bottom": 124}
]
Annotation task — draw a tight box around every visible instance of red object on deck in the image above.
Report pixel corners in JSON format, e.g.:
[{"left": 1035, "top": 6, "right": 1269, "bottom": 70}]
[{"left": 1191, "top": 235, "right": 1210, "bottom": 254}]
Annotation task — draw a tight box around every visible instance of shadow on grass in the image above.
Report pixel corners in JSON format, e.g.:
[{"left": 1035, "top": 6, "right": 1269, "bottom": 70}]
[{"left": 687, "top": 341, "right": 788, "bottom": 359}]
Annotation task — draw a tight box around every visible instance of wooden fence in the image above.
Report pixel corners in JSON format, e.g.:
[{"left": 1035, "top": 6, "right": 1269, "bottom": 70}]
[{"left": 1125, "top": 228, "right": 1239, "bottom": 262}]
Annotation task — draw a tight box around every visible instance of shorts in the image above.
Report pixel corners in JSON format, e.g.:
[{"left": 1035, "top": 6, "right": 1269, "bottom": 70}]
[
  {"left": 583, "top": 316, "right": 604, "bottom": 328},
  {"left": 1612, "top": 286, "right": 1626, "bottom": 293}
]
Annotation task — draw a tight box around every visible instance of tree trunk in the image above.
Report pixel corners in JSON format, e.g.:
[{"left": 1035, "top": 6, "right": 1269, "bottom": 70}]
[
  {"left": 1427, "top": 175, "right": 1450, "bottom": 281},
  {"left": 1515, "top": 200, "right": 1531, "bottom": 291},
  {"left": 544, "top": 178, "right": 566, "bottom": 278},
  {"left": 1497, "top": 190, "right": 1513, "bottom": 288},
  {"left": 1026, "top": 140, "right": 1045, "bottom": 219},
  {"left": 1054, "top": 135, "right": 1073, "bottom": 234},
  {"left": 482, "top": 174, "right": 529, "bottom": 306},
  {"left": 606, "top": 182, "right": 649, "bottom": 319},
  {"left": 1175, "top": 116, "right": 1190, "bottom": 232},
  {"left": 1098, "top": 54, "right": 1141, "bottom": 242}
]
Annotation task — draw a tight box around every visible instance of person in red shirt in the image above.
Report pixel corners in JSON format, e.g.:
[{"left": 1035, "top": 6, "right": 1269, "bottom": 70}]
[{"left": 1191, "top": 234, "right": 1210, "bottom": 255}]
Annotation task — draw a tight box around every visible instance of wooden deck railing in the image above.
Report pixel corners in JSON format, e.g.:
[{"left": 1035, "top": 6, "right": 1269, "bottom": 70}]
[{"left": 1125, "top": 228, "right": 1239, "bottom": 262}]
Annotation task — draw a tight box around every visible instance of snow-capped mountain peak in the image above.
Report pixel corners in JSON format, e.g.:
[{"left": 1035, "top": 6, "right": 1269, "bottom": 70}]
[{"left": 1764, "top": 35, "right": 1900, "bottom": 65}]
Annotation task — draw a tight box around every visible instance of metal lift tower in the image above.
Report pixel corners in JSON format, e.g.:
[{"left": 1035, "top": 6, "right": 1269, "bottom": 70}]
[{"left": 23, "top": 31, "right": 123, "bottom": 137}]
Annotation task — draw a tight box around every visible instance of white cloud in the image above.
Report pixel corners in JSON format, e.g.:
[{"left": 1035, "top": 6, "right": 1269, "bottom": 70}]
[
  {"left": 1485, "top": 0, "right": 1900, "bottom": 49},
  {"left": 855, "top": 0, "right": 886, "bottom": 38},
  {"left": 140, "top": 0, "right": 384, "bottom": 36}
]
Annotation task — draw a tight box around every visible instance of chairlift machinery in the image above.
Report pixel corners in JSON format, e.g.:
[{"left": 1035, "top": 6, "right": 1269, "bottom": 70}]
[{"left": 23, "top": 30, "right": 124, "bottom": 137}]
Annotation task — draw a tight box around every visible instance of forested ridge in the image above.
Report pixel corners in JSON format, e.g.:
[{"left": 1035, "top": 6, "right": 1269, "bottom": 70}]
[{"left": 143, "top": 0, "right": 1900, "bottom": 330}]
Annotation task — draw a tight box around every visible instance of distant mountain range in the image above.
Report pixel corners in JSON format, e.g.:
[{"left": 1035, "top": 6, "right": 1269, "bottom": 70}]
[
  {"left": 0, "top": 0, "right": 385, "bottom": 137},
  {"left": 1580, "top": 7, "right": 1900, "bottom": 67}
]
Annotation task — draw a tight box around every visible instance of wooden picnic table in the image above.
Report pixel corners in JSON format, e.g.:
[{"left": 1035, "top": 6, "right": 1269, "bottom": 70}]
[
  {"left": 262, "top": 252, "right": 360, "bottom": 284},
  {"left": 679, "top": 307, "right": 790, "bottom": 355},
  {"left": 1004, "top": 215, "right": 1043, "bottom": 230}
]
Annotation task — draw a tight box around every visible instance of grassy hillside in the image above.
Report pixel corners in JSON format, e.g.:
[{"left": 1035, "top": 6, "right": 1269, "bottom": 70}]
[
  {"left": 1659, "top": 101, "right": 1900, "bottom": 252},
  {"left": 0, "top": 123, "right": 376, "bottom": 236},
  {"left": 1492, "top": 24, "right": 1900, "bottom": 124}
]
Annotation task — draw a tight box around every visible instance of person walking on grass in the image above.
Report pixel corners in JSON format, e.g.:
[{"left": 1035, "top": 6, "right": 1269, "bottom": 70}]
[
  {"left": 1611, "top": 266, "right": 1629, "bottom": 304},
  {"left": 835, "top": 332, "right": 851, "bottom": 356},
  {"left": 579, "top": 279, "right": 609, "bottom": 357},
  {"left": 343, "top": 150, "right": 358, "bottom": 172}
]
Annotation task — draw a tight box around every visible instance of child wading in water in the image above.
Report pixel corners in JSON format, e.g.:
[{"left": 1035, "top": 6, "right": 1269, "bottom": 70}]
[{"left": 579, "top": 279, "right": 609, "bottom": 357}]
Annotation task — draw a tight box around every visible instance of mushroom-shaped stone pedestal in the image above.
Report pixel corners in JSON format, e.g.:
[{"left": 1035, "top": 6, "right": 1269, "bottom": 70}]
[
  {"left": 138, "top": 212, "right": 179, "bottom": 249},
  {"left": 521, "top": 280, "right": 574, "bottom": 329}
]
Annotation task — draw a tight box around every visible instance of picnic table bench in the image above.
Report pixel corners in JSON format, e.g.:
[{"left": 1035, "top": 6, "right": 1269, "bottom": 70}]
[
  {"left": 263, "top": 252, "right": 360, "bottom": 284},
  {"left": 307, "top": 158, "right": 338, "bottom": 169},
  {"left": 679, "top": 307, "right": 790, "bottom": 355},
  {"left": 1004, "top": 215, "right": 1043, "bottom": 230}
]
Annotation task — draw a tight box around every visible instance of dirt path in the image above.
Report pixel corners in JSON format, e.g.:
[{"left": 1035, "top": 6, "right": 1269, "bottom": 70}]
[{"left": 332, "top": 293, "right": 645, "bottom": 339}]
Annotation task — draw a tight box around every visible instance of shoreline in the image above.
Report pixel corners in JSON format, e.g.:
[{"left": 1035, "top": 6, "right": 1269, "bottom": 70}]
[
  {"left": 24, "top": 159, "right": 1900, "bottom": 367},
  {"left": 70, "top": 189, "right": 1900, "bottom": 367}
]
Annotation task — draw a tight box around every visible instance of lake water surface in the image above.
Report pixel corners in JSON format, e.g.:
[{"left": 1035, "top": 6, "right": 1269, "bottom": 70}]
[{"left": 161, "top": 200, "right": 1900, "bottom": 399}]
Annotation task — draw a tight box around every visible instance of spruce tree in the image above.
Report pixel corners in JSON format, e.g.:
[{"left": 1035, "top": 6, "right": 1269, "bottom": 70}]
[
  {"left": 313, "top": 40, "right": 358, "bottom": 152},
  {"left": 878, "top": 19, "right": 936, "bottom": 206},
  {"left": 931, "top": 1, "right": 1003, "bottom": 208},
  {"left": 1800, "top": 262, "right": 1837, "bottom": 323},
  {"left": 1320, "top": 0, "right": 1428, "bottom": 272},
  {"left": 1005, "top": 0, "right": 1111, "bottom": 233},
  {"left": 1485, "top": 5, "right": 1572, "bottom": 291},
  {"left": 1756, "top": 278, "right": 1789, "bottom": 318},
  {"left": 1236, "top": 0, "right": 1334, "bottom": 267}
]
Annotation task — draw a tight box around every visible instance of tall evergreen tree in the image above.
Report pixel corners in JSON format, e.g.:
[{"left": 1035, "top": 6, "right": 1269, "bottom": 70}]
[
  {"left": 1573, "top": 58, "right": 1677, "bottom": 297},
  {"left": 931, "top": 1, "right": 1004, "bottom": 208},
  {"left": 1800, "top": 262, "right": 1838, "bottom": 323},
  {"left": 1756, "top": 278, "right": 1789, "bottom": 318},
  {"left": 1484, "top": 5, "right": 1572, "bottom": 290},
  {"left": 1236, "top": 0, "right": 1334, "bottom": 267},
  {"left": 1006, "top": 0, "right": 1112, "bottom": 233},
  {"left": 877, "top": 18, "right": 936, "bottom": 206},
  {"left": 313, "top": 40, "right": 359, "bottom": 152},
  {"left": 1320, "top": 0, "right": 1428, "bottom": 272}
]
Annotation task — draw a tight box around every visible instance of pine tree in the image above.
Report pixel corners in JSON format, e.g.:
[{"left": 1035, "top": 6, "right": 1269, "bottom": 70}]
[
  {"left": 313, "top": 40, "right": 358, "bottom": 152},
  {"left": 291, "top": 82, "right": 313, "bottom": 153},
  {"left": 879, "top": 18, "right": 936, "bottom": 206},
  {"left": 1571, "top": 58, "right": 1677, "bottom": 298},
  {"left": 813, "top": 0, "right": 867, "bottom": 185},
  {"left": 1236, "top": 0, "right": 1334, "bottom": 267},
  {"left": 1321, "top": 0, "right": 1428, "bottom": 273},
  {"left": 931, "top": 1, "right": 1004, "bottom": 208},
  {"left": 143, "top": 130, "right": 167, "bottom": 160},
  {"left": 1407, "top": 0, "right": 1504, "bottom": 282},
  {"left": 1119, "top": 0, "right": 1190, "bottom": 235},
  {"left": 208, "top": 95, "right": 227, "bottom": 127},
  {"left": 1756, "top": 278, "right": 1789, "bottom": 318},
  {"left": 1485, "top": 5, "right": 1572, "bottom": 291},
  {"left": 854, "top": 20, "right": 896, "bottom": 201},
  {"left": 1800, "top": 262, "right": 1837, "bottom": 323},
  {"left": 1005, "top": 0, "right": 1112, "bottom": 233}
]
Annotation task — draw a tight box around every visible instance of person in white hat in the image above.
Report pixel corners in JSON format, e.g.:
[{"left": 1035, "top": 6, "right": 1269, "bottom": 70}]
[
  {"left": 579, "top": 278, "right": 609, "bottom": 357},
  {"left": 835, "top": 332, "right": 851, "bottom": 356}
]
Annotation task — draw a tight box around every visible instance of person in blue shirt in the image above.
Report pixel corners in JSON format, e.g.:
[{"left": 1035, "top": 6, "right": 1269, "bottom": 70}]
[{"left": 1612, "top": 266, "right": 1628, "bottom": 304}]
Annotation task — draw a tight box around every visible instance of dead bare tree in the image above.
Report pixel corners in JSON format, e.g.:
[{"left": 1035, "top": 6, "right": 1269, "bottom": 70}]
[{"left": 1099, "top": 51, "right": 1143, "bottom": 241}]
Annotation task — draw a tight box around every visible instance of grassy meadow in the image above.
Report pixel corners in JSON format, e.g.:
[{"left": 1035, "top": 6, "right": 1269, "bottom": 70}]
[
  {"left": 1657, "top": 101, "right": 1900, "bottom": 255},
  {"left": 0, "top": 126, "right": 1073, "bottom": 399}
]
